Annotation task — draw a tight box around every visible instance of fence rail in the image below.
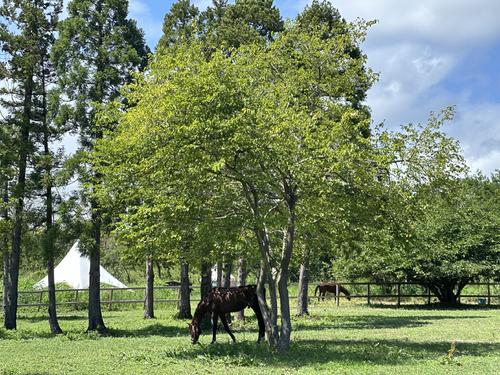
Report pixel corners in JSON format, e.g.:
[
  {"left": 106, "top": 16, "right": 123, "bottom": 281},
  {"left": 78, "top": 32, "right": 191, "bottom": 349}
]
[
  {"left": 313, "top": 282, "right": 499, "bottom": 307},
  {"left": 3, "top": 282, "right": 499, "bottom": 309}
]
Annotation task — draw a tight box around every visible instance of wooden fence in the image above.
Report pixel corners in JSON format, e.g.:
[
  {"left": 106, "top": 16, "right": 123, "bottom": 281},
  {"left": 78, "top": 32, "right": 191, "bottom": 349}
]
[
  {"left": 3, "top": 282, "right": 499, "bottom": 309},
  {"left": 312, "top": 282, "right": 499, "bottom": 307}
]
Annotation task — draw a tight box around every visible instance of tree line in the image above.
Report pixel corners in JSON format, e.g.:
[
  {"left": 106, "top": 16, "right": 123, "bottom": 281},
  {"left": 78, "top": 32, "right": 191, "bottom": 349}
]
[{"left": 1, "top": 0, "right": 498, "bottom": 352}]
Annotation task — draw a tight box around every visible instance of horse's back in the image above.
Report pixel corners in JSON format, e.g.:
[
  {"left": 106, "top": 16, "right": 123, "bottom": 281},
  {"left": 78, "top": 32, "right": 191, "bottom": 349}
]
[{"left": 208, "top": 285, "right": 258, "bottom": 313}]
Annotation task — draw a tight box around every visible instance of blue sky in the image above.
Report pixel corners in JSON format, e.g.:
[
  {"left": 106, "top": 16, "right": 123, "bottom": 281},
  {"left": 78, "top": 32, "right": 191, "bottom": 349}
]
[{"left": 127, "top": 0, "right": 500, "bottom": 175}]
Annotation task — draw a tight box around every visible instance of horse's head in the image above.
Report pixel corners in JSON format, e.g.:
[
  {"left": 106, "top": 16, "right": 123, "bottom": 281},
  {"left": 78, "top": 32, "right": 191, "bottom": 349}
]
[{"left": 188, "top": 322, "right": 201, "bottom": 344}]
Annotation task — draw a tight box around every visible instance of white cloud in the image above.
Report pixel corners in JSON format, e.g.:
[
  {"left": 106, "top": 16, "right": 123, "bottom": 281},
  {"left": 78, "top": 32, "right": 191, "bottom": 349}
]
[
  {"left": 451, "top": 104, "right": 500, "bottom": 172},
  {"left": 467, "top": 150, "right": 500, "bottom": 176},
  {"left": 334, "top": 0, "right": 500, "bottom": 47},
  {"left": 366, "top": 43, "right": 457, "bottom": 127},
  {"left": 325, "top": 0, "right": 500, "bottom": 175}
]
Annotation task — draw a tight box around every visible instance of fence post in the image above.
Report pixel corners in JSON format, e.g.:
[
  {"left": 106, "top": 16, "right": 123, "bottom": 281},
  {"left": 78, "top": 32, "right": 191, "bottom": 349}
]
[
  {"left": 109, "top": 289, "right": 114, "bottom": 310},
  {"left": 397, "top": 283, "right": 401, "bottom": 307},
  {"left": 487, "top": 282, "right": 491, "bottom": 306},
  {"left": 367, "top": 283, "right": 371, "bottom": 305},
  {"left": 75, "top": 289, "right": 79, "bottom": 306},
  {"left": 336, "top": 283, "right": 340, "bottom": 307},
  {"left": 37, "top": 291, "right": 43, "bottom": 311}
]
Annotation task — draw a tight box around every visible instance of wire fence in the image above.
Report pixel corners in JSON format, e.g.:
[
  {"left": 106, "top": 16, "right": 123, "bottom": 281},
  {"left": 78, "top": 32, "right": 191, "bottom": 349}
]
[{"left": 2, "top": 282, "right": 499, "bottom": 310}]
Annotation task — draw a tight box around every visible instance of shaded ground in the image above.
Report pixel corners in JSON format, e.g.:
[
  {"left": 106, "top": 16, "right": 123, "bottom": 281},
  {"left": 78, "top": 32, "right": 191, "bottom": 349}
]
[{"left": 0, "top": 303, "right": 498, "bottom": 374}]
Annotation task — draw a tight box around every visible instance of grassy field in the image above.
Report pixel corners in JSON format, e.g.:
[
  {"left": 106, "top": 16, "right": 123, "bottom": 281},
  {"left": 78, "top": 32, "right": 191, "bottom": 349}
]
[{"left": 0, "top": 302, "right": 499, "bottom": 374}]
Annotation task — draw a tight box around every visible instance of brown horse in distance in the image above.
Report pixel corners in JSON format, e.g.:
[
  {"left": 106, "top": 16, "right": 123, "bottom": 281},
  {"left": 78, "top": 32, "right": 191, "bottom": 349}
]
[
  {"left": 314, "top": 282, "right": 351, "bottom": 301},
  {"left": 188, "top": 285, "right": 265, "bottom": 344}
]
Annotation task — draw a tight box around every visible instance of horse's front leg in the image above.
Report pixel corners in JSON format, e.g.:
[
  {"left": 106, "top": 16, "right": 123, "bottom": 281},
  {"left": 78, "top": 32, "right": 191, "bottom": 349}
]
[
  {"left": 211, "top": 313, "right": 219, "bottom": 344},
  {"left": 220, "top": 314, "right": 236, "bottom": 343}
]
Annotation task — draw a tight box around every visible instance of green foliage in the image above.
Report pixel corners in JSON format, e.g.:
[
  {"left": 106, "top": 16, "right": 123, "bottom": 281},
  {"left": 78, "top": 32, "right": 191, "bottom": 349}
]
[
  {"left": 52, "top": 0, "right": 149, "bottom": 145},
  {"left": 201, "top": 0, "right": 284, "bottom": 48},
  {"left": 95, "top": 12, "right": 377, "bottom": 269},
  {"left": 157, "top": 0, "right": 199, "bottom": 50},
  {"left": 334, "top": 110, "right": 499, "bottom": 304}
]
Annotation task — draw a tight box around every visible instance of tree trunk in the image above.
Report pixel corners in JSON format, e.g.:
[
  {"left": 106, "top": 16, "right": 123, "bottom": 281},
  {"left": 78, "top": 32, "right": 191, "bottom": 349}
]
[
  {"left": 236, "top": 257, "right": 247, "bottom": 321},
  {"left": 200, "top": 262, "right": 212, "bottom": 299},
  {"left": 430, "top": 282, "right": 460, "bottom": 305},
  {"left": 45, "top": 186, "right": 62, "bottom": 333},
  {"left": 47, "top": 255, "right": 62, "bottom": 333},
  {"left": 200, "top": 261, "right": 212, "bottom": 328},
  {"left": 177, "top": 260, "right": 192, "bottom": 319},
  {"left": 296, "top": 247, "right": 310, "bottom": 317},
  {"left": 3, "top": 74, "right": 32, "bottom": 330},
  {"left": 144, "top": 255, "right": 155, "bottom": 319},
  {"left": 223, "top": 260, "right": 232, "bottom": 288},
  {"left": 277, "top": 196, "right": 296, "bottom": 351},
  {"left": 87, "top": 203, "right": 106, "bottom": 332},
  {"left": 243, "top": 181, "right": 280, "bottom": 348},
  {"left": 156, "top": 261, "right": 162, "bottom": 280},
  {"left": 253, "top": 224, "right": 279, "bottom": 347},
  {"left": 256, "top": 259, "right": 279, "bottom": 348},
  {"left": 1, "top": 183, "right": 11, "bottom": 329},
  {"left": 42, "top": 74, "right": 62, "bottom": 334},
  {"left": 216, "top": 261, "right": 222, "bottom": 287},
  {"left": 222, "top": 260, "right": 233, "bottom": 322}
]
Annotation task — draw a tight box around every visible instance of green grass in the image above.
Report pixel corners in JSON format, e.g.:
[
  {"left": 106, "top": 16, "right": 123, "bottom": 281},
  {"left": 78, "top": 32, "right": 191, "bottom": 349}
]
[{"left": 0, "top": 302, "right": 499, "bottom": 374}]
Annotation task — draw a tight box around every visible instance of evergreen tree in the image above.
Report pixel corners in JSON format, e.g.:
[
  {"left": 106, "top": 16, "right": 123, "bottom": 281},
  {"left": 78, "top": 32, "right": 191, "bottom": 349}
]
[
  {"left": 157, "top": 0, "right": 199, "bottom": 51},
  {"left": 52, "top": 0, "right": 148, "bottom": 332},
  {"left": 30, "top": 0, "right": 64, "bottom": 334},
  {"left": 0, "top": 0, "right": 62, "bottom": 330},
  {"left": 200, "top": 0, "right": 283, "bottom": 49}
]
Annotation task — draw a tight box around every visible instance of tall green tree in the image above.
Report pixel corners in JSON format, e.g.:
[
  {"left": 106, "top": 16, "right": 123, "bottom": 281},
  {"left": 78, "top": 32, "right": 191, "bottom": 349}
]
[
  {"left": 403, "top": 174, "right": 499, "bottom": 304},
  {"left": 332, "top": 109, "right": 499, "bottom": 305},
  {"left": 155, "top": 0, "right": 283, "bottom": 317},
  {"left": 157, "top": 0, "right": 199, "bottom": 51},
  {"left": 292, "top": 0, "right": 375, "bottom": 316},
  {"left": 52, "top": 0, "right": 148, "bottom": 332},
  {"left": 95, "top": 13, "right": 377, "bottom": 349},
  {"left": 201, "top": 0, "right": 283, "bottom": 49},
  {"left": 0, "top": 0, "right": 63, "bottom": 330},
  {"left": 31, "top": 0, "right": 64, "bottom": 334}
]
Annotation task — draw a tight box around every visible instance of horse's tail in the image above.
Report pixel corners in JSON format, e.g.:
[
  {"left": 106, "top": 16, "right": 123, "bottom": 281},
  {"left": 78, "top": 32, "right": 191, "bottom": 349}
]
[{"left": 314, "top": 284, "right": 320, "bottom": 296}]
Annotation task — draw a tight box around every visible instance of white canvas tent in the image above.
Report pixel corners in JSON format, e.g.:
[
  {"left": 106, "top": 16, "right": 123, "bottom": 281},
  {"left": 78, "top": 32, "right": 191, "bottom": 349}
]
[{"left": 34, "top": 240, "right": 127, "bottom": 289}]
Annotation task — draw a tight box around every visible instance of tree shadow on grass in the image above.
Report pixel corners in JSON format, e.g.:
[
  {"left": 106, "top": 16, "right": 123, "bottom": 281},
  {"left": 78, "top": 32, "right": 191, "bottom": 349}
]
[
  {"left": 366, "top": 303, "right": 500, "bottom": 311},
  {"left": 107, "top": 322, "right": 186, "bottom": 338},
  {"left": 293, "top": 314, "right": 488, "bottom": 331},
  {"left": 0, "top": 328, "right": 57, "bottom": 340},
  {"left": 162, "top": 338, "right": 499, "bottom": 368},
  {"left": 0, "top": 320, "right": 187, "bottom": 340},
  {"left": 20, "top": 314, "right": 85, "bottom": 323}
]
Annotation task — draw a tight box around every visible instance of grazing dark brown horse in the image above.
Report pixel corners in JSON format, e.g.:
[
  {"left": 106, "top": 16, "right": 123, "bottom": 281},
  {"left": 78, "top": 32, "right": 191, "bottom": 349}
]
[
  {"left": 188, "top": 285, "right": 265, "bottom": 344},
  {"left": 314, "top": 282, "right": 351, "bottom": 301}
]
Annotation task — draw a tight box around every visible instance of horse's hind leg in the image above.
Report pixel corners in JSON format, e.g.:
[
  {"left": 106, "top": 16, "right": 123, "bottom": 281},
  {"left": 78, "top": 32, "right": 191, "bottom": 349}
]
[
  {"left": 211, "top": 313, "right": 219, "bottom": 344},
  {"left": 251, "top": 304, "right": 265, "bottom": 343},
  {"left": 220, "top": 314, "right": 236, "bottom": 343}
]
